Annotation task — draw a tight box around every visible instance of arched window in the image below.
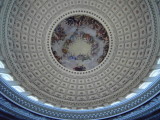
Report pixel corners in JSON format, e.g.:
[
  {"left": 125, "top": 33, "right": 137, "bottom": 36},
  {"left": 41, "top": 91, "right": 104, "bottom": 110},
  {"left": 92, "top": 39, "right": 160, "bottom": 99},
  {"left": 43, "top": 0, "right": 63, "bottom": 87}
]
[
  {"left": 157, "top": 58, "right": 160, "bottom": 64},
  {"left": 0, "top": 61, "right": 5, "bottom": 68},
  {"left": 149, "top": 69, "right": 160, "bottom": 77},
  {"left": 125, "top": 93, "right": 136, "bottom": 99},
  {"left": 111, "top": 101, "right": 120, "bottom": 105},
  {"left": 44, "top": 103, "right": 53, "bottom": 107},
  {"left": 27, "top": 96, "right": 38, "bottom": 101},
  {"left": 12, "top": 86, "right": 25, "bottom": 92},
  {"left": 139, "top": 82, "right": 152, "bottom": 89},
  {"left": 0, "top": 73, "right": 14, "bottom": 81}
]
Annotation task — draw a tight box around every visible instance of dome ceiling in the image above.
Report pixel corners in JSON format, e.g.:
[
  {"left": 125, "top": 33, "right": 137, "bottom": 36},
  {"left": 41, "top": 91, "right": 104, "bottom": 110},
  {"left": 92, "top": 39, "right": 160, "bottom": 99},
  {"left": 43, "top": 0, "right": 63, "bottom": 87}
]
[{"left": 0, "top": 0, "right": 160, "bottom": 115}]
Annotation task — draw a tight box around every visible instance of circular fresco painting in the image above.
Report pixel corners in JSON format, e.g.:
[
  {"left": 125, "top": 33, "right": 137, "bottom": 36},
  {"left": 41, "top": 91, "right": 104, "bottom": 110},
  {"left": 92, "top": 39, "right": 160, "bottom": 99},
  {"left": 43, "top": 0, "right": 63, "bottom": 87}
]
[{"left": 51, "top": 15, "right": 109, "bottom": 71}]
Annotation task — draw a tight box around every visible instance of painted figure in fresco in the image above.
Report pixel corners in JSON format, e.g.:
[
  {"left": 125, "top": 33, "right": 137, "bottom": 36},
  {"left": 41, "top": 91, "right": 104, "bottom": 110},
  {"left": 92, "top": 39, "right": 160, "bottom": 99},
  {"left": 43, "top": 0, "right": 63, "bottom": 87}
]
[
  {"left": 52, "top": 51, "right": 62, "bottom": 62},
  {"left": 63, "top": 39, "right": 72, "bottom": 49},
  {"left": 68, "top": 55, "right": 77, "bottom": 60},
  {"left": 83, "top": 33, "right": 91, "bottom": 41},
  {"left": 70, "top": 28, "right": 79, "bottom": 41},
  {"left": 77, "top": 55, "right": 90, "bottom": 61},
  {"left": 52, "top": 24, "right": 67, "bottom": 43},
  {"left": 91, "top": 42, "right": 99, "bottom": 56},
  {"left": 61, "top": 39, "right": 73, "bottom": 55},
  {"left": 62, "top": 48, "right": 68, "bottom": 54},
  {"left": 74, "top": 65, "right": 86, "bottom": 71},
  {"left": 65, "top": 16, "right": 76, "bottom": 26}
]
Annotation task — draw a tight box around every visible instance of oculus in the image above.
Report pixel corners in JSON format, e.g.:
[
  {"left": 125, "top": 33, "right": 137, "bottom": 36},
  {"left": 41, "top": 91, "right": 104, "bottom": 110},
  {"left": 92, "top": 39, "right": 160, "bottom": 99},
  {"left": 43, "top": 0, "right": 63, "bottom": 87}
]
[{"left": 51, "top": 15, "right": 109, "bottom": 71}]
